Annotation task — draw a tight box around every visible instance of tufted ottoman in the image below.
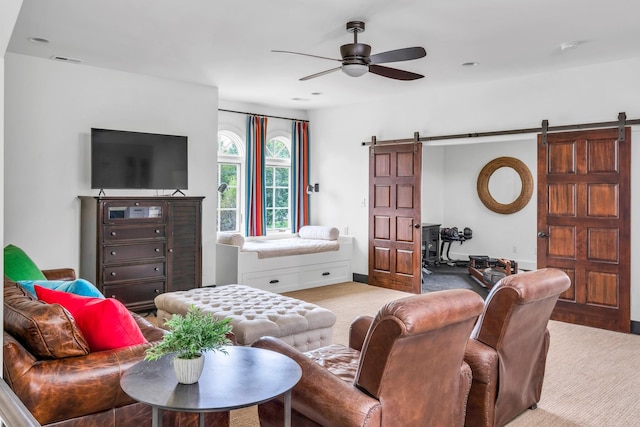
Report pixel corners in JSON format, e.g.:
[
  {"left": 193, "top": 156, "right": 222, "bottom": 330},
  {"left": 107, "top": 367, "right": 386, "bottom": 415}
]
[{"left": 154, "top": 284, "right": 336, "bottom": 351}]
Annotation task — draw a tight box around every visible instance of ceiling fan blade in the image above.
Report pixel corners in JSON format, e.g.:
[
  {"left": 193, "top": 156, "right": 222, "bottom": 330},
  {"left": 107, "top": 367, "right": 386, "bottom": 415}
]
[
  {"left": 300, "top": 67, "right": 342, "bottom": 81},
  {"left": 369, "top": 47, "right": 427, "bottom": 65},
  {"left": 369, "top": 64, "right": 424, "bottom": 81},
  {"left": 272, "top": 50, "right": 340, "bottom": 62}
]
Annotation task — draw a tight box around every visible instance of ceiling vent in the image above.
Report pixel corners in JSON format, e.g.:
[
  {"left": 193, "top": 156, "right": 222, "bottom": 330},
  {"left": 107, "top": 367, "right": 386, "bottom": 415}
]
[{"left": 49, "top": 55, "right": 84, "bottom": 64}]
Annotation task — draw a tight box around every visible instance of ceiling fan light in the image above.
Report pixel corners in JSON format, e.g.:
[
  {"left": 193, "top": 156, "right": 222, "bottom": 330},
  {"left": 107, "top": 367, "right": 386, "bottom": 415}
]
[{"left": 342, "top": 64, "right": 368, "bottom": 77}]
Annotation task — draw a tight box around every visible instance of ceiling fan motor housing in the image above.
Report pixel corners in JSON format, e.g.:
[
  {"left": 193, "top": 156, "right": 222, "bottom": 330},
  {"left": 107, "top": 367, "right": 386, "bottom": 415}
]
[{"left": 340, "top": 43, "right": 371, "bottom": 65}]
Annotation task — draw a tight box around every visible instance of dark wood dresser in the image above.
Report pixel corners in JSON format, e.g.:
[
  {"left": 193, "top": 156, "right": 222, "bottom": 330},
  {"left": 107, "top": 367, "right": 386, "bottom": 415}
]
[{"left": 79, "top": 196, "right": 203, "bottom": 312}]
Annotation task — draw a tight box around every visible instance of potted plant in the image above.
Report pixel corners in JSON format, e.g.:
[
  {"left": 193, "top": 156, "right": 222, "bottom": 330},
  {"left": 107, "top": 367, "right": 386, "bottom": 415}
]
[{"left": 145, "top": 305, "right": 233, "bottom": 384}]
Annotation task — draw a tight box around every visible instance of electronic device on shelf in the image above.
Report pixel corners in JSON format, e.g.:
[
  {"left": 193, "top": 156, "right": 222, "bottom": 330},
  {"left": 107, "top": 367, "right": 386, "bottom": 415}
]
[{"left": 91, "top": 128, "right": 188, "bottom": 193}]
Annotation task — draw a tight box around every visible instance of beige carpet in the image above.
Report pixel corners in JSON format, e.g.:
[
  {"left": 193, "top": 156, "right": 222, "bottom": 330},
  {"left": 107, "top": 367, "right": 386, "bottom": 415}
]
[{"left": 156, "top": 282, "right": 640, "bottom": 426}]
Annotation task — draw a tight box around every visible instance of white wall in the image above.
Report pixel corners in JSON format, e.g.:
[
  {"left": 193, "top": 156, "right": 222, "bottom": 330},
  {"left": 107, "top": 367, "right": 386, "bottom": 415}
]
[
  {"left": 433, "top": 136, "right": 538, "bottom": 269},
  {"left": 309, "top": 57, "right": 640, "bottom": 320},
  {"left": 4, "top": 53, "right": 219, "bottom": 285},
  {"left": 218, "top": 100, "right": 308, "bottom": 139},
  {"left": 1, "top": 0, "right": 23, "bottom": 374}
]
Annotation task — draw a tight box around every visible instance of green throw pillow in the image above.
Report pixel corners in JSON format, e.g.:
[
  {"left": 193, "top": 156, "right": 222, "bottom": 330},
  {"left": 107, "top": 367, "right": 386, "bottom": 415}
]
[{"left": 4, "top": 244, "right": 47, "bottom": 281}]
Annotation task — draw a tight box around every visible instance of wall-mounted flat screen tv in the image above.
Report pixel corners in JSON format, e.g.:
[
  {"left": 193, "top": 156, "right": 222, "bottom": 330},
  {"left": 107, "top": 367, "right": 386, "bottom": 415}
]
[{"left": 91, "top": 128, "right": 188, "bottom": 190}]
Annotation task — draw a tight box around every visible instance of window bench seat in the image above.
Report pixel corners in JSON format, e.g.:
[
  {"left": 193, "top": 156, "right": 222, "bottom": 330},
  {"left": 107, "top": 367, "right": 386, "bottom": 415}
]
[{"left": 215, "top": 234, "right": 353, "bottom": 293}]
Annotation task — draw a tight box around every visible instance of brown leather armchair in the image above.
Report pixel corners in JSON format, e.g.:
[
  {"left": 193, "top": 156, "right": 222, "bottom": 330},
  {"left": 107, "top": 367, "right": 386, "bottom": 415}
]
[
  {"left": 464, "top": 268, "right": 571, "bottom": 427},
  {"left": 3, "top": 271, "right": 229, "bottom": 427},
  {"left": 253, "top": 289, "right": 485, "bottom": 427}
]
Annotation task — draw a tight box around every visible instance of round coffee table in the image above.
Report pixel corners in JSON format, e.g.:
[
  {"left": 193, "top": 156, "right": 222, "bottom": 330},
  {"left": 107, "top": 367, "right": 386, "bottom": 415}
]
[{"left": 120, "top": 346, "right": 302, "bottom": 427}]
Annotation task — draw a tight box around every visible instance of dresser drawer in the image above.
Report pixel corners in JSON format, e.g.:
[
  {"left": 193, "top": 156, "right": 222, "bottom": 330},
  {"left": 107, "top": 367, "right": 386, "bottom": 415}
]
[
  {"left": 103, "top": 281, "right": 164, "bottom": 305},
  {"left": 103, "top": 201, "right": 167, "bottom": 223},
  {"left": 103, "top": 262, "right": 165, "bottom": 283},
  {"left": 103, "top": 242, "right": 165, "bottom": 263},
  {"left": 104, "top": 225, "right": 166, "bottom": 242},
  {"left": 301, "top": 262, "right": 351, "bottom": 288},
  {"left": 241, "top": 270, "right": 300, "bottom": 292}
]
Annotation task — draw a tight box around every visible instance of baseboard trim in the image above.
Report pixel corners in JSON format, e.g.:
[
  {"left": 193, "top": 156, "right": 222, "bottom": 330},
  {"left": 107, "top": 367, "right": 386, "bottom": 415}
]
[
  {"left": 630, "top": 321, "right": 640, "bottom": 335},
  {"left": 352, "top": 273, "right": 368, "bottom": 284}
]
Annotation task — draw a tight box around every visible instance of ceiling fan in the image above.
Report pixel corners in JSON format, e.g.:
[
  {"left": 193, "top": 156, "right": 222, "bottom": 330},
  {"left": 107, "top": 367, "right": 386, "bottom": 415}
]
[{"left": 273, "top": 21, "right": 427, "bottom": 81}]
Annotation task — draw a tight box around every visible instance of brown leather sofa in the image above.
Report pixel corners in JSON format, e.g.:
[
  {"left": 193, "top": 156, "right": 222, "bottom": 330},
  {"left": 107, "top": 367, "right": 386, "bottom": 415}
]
[
  {"left": 253, "top": 288, "right": 485, "bottom": 427},
  {"left": 3, "top": 270, "right": 229, "bottom": 427},
  {"left": 463, "top": 268, "right": 571, "bottom": 427}
]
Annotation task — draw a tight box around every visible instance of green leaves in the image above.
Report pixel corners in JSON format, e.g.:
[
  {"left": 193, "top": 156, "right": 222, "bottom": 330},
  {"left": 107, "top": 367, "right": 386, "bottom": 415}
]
[{"left": 145, "top": 306, "right": 233, "bottom": 361}]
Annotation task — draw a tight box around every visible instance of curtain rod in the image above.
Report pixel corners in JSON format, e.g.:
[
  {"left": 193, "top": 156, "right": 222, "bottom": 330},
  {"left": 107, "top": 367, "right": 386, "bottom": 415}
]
[
  {"left": 218, "top": 108, "right": 309, "bottom": 123},
  {"left": 361, "top": 114, "right": 640, "bottom": 146}
]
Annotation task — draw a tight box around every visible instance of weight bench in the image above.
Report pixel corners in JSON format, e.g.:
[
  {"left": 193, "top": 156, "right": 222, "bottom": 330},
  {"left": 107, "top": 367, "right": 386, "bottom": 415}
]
[{"left": 468, "top": 255, "right": 518, "bottom": 289}]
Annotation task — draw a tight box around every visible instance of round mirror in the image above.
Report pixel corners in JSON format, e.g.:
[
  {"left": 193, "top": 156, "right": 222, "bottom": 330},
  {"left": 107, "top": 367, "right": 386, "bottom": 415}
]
[
  {"left": 489, "top": 166, "right": 522, "bottom": 204},
  {"left": 477, "top": 157, "right": 533, "bottom": 214}
]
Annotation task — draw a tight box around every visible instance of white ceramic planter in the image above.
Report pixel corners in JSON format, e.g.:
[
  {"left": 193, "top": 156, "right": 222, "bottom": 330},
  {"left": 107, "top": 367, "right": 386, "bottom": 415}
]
[{"left": 172, "top": 353, "right": 205, "bottom": 384}]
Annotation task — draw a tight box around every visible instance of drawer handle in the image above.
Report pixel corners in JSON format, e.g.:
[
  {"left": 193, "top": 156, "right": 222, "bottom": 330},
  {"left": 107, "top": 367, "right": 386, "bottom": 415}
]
[
  {"left": 322, "top": 272, "right": 330, "bottom": 276},
  {"left": 155, "top": 229, "right": 161, "bottom": 234},
  {"left": 154, "top": 289, "right": 160, "bottom": 294},
  {"left": 111, "top": 295, "right": 116, "bottom": 298},
  {"left": 154, "top": 267, "right": 160, "bottom": 272},
  {"left": 110, "top": 231, "right": 116, "bottom": 236},
  {"left": 155, "top": 248, "right": 160, "bottom": 252},
  {"left": 110, "top": 251, "right": 116, "bottom": 256},
  {"left": 269, "top": 279, "right": 279, "bottom": 284},
  {"left": 168, "top": 249, "right": 173, "bottom": 253},
  {"left": 110, "top": 272, "right": 116, "bottom": 276}
]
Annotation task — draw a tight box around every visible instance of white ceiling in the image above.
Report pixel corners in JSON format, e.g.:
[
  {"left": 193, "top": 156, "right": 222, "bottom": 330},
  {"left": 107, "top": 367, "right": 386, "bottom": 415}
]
[{"left": 8, "top": 0, "right": 640, "bottom": 110}]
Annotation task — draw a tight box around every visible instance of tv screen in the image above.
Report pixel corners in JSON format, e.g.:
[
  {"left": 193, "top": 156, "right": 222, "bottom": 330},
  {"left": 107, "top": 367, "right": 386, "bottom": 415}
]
[{"left": 91, "top": 128, "right": 188, "bottom": 190}]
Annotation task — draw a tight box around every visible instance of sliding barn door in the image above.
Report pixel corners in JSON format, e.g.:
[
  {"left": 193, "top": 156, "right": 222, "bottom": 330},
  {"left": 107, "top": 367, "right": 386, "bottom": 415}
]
[
  {"left": 537, "top": 128, "right": 630, "bottom": 332},
  {"left": 368, "top": 143, "right": 422, "bottom": 294}
]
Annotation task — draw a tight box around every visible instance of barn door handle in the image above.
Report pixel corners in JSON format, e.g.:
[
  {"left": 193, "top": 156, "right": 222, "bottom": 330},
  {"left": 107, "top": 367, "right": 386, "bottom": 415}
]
[{"left": 537, "top": 231, "right": 549, "bottom": 238}]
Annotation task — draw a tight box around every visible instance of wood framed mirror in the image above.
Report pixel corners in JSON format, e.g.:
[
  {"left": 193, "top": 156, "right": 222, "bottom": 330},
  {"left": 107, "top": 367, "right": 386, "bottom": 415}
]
[{"left": 477, "top": 156, "right": 533, "bottom": 214}]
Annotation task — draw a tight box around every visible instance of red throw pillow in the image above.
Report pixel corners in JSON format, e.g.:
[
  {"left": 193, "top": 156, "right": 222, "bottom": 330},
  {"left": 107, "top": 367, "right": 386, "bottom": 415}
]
[{"left": 34, "top": 285, "right": 147, "bottom": 352}]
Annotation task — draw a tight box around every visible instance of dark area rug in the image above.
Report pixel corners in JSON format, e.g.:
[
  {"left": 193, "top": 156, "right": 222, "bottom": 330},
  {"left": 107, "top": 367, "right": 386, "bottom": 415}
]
[{"left": 422, "top": 264, "right": 489, "bottom": 299}]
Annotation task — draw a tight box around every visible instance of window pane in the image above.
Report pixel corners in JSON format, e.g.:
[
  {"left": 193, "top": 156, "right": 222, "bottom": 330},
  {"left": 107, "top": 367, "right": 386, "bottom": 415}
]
[
  {"left": 265, "top": 167, "right": 274, "bottom": 186},
  {"left": 275, "top": 188, "right": 288, "bottom": 207},
  {"left": 275, "top": 167, "right": 289, "bottom": 186},
  {"left": 220, "top": 188, "right": 237, "bottom": 209},
  {"left": 266, "top": 188, "right": 274, "bottom": 207},
  {"left": 266, "top": 209, "right": 274, "bottom": 228},
  {"left": 220, "top": 210, "right": 237, "bottom": 232},
  {"left": 275, "top": 209, "right": 289, "bottom": 229},
  {"left": 220, "top": 164, "right": 238, "bottom": 185},
  {"left": 218, "top": 135, "right": 240, "bottom": 156},
  {"left": 267, "top": 139, "right": 291, "bottom": 159}
]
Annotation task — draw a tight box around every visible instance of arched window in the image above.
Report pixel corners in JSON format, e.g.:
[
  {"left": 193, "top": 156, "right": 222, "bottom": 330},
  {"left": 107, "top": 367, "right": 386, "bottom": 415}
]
[
  {"left": 265, "top": 136, "right": 291, "bottom": 232},
  {"left": 217, "top": 130, "right": 243, "bottom": 232}
]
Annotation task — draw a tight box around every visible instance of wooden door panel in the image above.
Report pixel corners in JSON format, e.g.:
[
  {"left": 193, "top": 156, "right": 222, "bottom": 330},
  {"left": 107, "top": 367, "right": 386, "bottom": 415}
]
[
  {"left": 547, "top": 226, "right": 576, "bottom": 258},
  {"left": 548, "top": 184, "right": 576, "bottom": 215},
  {"left": 397, "top": 185, "right": 415, "bottom": 208},
  {"left": 558, "top": 268, "right": 576, "bottom": 301},
  {"left": 397, "top": 152, "right": 415, "bottom": 176},
  {"left": 587, "top": 184, "right": 618, "bottom": 217},
  {"left": 369, "top": 143, "right": 422, "bottom": 293},
  {"left": 587, "top": 139, "right": 618, "bottom": 172},
  {"left": 396, "top": 250, "right": 414, "bottom": 275},
  {"left": 374, "top": 216, "right": 391, "bottom": 240},
  {"left": 374, "top": 247, "right": 390, "bottom": 271},
  {"left": 547, "top": 141, "right": 577, "bottom": 174},
  {"left": 538, "top": 128, "right": 630, "bottom": 332},
  {"left": 375, "top": 186, "right": 391, "bottom": 207},
  {"left": 587, "top": 228, "right": 618, "bottom": 262},
  {"left": 586, "top": 271, "right": 618, "bottom": 307},
  {"left": 396, "top": 217, "right": 414, "bottom": 242}
]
